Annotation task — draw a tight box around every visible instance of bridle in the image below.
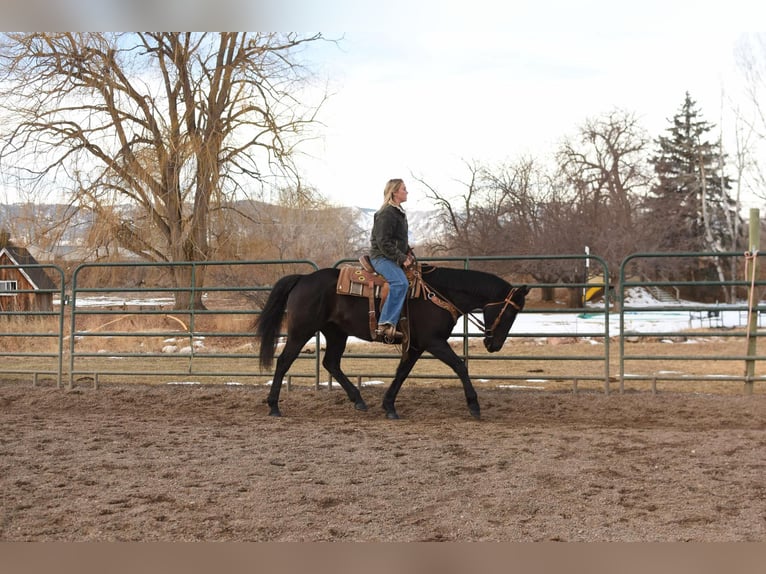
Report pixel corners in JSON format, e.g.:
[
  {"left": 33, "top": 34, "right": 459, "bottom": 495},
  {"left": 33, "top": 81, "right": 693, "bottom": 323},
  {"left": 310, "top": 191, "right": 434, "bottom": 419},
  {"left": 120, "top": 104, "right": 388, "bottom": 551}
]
[
  {"left": 421, "top": 280, "right": 523, "bottom": 338},
  {"left": 475, "top": 287, "right": 524, "bottom": 338}
]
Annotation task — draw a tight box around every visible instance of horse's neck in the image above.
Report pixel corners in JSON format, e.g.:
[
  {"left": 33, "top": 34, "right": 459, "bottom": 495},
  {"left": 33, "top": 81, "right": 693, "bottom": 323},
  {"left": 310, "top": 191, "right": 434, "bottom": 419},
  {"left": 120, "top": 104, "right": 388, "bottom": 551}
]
[{"left": 427, "top": 267, "right": 504, "bottom": 309}]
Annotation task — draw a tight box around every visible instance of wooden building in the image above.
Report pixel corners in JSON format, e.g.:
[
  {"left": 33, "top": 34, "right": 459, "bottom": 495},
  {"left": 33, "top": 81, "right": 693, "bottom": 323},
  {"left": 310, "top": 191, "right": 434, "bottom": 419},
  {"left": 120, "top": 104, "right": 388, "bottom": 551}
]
[{"left": 0, "top": 241, "right": 58, "bottom": 312}]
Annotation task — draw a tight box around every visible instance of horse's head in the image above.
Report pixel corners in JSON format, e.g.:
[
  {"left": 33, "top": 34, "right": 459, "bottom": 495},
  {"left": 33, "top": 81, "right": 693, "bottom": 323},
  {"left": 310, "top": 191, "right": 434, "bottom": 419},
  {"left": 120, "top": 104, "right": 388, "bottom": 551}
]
[{"left": 482, "top": 285, "right": 529, "bottom": 352}]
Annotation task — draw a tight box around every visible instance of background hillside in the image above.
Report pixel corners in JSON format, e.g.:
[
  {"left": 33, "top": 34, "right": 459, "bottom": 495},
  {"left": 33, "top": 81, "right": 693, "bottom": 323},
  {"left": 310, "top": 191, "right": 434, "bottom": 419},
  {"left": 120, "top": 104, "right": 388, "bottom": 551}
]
[{"left": 0, "top": 202, "right": 442, "bottom": 265}]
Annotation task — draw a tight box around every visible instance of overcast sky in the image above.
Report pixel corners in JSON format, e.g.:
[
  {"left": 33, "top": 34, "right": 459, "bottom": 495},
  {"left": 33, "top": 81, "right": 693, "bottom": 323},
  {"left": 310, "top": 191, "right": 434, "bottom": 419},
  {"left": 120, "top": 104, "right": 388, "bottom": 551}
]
[
  {"left": 287, "top": 1, "right": 766, "bottom": 210},
  {"left": 3, "top": 0, "right": 765, "bottom": 211}
]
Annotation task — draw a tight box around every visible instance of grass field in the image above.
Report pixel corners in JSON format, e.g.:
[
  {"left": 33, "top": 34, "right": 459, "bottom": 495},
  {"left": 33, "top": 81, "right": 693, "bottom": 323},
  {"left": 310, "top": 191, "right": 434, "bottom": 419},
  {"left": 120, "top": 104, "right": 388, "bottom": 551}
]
[{"left": 2, "top": 300, "right": 765, "bottom": 395}]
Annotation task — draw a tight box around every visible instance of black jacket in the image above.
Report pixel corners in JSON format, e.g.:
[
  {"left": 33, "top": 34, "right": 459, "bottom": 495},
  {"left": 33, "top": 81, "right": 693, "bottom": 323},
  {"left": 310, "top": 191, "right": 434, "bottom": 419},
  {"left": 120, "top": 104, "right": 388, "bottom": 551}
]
[{"left": 369, "top": 204, "right": 409, "bottom": 265}]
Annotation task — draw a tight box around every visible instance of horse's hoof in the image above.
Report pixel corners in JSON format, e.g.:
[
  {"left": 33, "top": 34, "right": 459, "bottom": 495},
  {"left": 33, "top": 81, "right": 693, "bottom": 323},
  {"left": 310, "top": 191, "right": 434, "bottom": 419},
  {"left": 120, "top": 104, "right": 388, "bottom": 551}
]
[
  {"left": 268, "top": 408, "right": 282, "bottom": 417},
  {"left": 355, "top": 400, "right": 368, "bottom": 412},
  {"left": 469, "top": 409, "right": 481, "bottom": 420},
  {"left": 385, "top": 410, "right": 400, "bottom": 420}
]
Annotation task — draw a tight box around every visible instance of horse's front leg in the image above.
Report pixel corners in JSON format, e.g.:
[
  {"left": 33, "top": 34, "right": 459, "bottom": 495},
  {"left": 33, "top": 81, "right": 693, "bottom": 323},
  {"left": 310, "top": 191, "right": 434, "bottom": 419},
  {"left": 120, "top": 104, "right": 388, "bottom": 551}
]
[
  {"left": 382, "top": 348, "right": 423, "bottom": 420},
  {"left": 427, "top": 339, "right": 481, "bottom": 419}
]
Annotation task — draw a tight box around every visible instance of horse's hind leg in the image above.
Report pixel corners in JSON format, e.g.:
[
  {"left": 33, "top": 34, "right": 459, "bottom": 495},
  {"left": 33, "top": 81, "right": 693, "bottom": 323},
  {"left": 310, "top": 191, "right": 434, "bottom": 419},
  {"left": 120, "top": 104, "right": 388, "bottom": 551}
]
[
  {"left": 266, "top": 336, "right": 309, "bottom": 417},
  {"left": 321, "top": 326, "right": 367, "bottom": 411}
]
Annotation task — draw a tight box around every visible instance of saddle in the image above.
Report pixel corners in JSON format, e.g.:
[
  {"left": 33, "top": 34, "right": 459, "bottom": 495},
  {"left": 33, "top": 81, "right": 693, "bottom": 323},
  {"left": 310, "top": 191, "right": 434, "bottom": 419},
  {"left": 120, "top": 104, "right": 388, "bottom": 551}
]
[
  {"left": 336, "top": 257, "right": 391, "bottom": 299},
  {"left": 336, "top": 255, "right": 423, "bottom": 342}
]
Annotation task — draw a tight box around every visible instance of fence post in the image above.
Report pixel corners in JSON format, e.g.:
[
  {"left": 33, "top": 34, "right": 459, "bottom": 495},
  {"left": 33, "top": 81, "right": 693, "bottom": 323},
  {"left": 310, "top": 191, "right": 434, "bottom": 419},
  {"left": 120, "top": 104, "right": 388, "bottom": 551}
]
[{"left": 744, "top": 208, "right": 760, "bottom": 395}]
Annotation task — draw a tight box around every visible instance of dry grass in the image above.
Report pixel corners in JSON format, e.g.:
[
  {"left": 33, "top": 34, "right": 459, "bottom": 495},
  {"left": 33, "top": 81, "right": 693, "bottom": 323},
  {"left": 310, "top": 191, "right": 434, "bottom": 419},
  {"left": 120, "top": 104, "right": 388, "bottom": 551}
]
[
  {"left": 1, "top": 312, "right": 764, "bottom": 395},
  {"left": 0, "top": 315, "right": 63, "bottom": 353},
  {"left": 330, "top": 335, "right": 764, "bottom": 395}
]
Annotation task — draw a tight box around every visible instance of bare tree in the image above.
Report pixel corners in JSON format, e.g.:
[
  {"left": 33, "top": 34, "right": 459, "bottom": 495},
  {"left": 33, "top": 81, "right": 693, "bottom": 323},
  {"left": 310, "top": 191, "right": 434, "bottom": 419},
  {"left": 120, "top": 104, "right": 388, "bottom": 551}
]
[
  {"left": 416, "top": 158, "right": 576, "bottom": 300},
  {"left": 417, "top": 158, "right": 550, "bottom": 257},
  {"left": 415, "top": 161, "right": 482, "bottom": 256},
  {"left": 556, "top": 109, "right": 654, "bottom": 291},
  {"left": 0, "top": 32, "right": 327, "bottom": 308},
  {"left": 419, "top": 111, "right": 653, "bottom": 307},
  {"left": 735, "top": 33, "right": 766, "bottom": 203},
  {"left": 245, "top": 190, "right": 366, "bottom": 268}
]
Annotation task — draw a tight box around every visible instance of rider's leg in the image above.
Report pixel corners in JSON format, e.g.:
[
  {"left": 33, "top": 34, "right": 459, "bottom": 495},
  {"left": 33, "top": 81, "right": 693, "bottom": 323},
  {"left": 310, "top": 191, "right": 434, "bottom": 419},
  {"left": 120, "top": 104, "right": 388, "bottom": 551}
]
[{"left": 370, "top": 257, "right": 407, "bottom": 340}]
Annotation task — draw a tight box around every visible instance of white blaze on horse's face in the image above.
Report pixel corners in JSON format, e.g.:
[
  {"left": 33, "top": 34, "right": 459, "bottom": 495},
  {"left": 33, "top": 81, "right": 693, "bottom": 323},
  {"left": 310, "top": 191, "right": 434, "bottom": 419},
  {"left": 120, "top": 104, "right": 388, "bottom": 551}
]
[{"left": 482, "top": 286, "right": 528, "bottom": 353}]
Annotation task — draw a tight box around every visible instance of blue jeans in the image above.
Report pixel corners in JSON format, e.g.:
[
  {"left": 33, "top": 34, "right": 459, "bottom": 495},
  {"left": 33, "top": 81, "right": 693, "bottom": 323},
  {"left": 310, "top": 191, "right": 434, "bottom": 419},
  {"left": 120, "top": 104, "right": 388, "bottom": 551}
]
[{"left": 370, "top": 256, "right": 408, "bottom": 326}]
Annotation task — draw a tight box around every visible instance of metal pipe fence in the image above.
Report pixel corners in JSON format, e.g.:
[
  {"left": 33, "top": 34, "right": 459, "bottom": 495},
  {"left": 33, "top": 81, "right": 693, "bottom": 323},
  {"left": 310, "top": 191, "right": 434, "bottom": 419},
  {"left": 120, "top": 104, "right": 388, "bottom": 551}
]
[
  {"left": 0, "top": 253, "right": 763, "bottom": 394},
  {"left": 618, "top": 251, "right": 766, "bottom": 394},
  {"left": 0, "top": 264, "right": 66, "bottom": 387},
  {"left": 333, "top": 255, "right": 612, "bottom": 392},
  {"left": 67, "top": 260, "right": 319, "bottom": 390}
]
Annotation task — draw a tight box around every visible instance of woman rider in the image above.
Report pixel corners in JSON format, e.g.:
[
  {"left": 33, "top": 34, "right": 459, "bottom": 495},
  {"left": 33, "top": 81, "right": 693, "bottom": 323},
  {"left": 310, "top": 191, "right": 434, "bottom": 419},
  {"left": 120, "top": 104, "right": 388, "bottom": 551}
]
[{"left": 369, "top": 178, "right": 415, "bottom": 343}]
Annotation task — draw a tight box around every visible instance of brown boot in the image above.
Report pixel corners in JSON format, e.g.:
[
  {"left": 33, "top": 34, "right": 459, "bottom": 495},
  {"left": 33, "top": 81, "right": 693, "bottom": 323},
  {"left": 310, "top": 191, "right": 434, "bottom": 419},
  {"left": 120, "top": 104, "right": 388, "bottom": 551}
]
[{"left": 375, "top": 323, "right": 403, "bottom": 343}]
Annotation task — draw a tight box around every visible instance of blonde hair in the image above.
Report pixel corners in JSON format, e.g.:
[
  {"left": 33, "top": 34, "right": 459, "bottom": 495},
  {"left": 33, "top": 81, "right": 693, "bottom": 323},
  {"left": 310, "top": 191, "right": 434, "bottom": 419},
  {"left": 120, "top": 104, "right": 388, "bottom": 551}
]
[{"left": 381, "top": 178, "right": 405, "bottom": 209}]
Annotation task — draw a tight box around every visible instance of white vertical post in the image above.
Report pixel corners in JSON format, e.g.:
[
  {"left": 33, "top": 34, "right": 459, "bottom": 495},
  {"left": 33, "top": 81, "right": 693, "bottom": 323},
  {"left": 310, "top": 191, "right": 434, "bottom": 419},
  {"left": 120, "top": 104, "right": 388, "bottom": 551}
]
[{"left": 584, "top": 246, "right": 590, "bottom": 305}]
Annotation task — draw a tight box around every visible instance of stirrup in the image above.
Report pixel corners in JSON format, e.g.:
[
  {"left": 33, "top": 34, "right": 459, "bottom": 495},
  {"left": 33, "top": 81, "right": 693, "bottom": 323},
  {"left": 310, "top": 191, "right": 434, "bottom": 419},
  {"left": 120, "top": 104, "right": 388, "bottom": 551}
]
[{"left": 375, "top": 323, "right": 403, "bottom": 344}]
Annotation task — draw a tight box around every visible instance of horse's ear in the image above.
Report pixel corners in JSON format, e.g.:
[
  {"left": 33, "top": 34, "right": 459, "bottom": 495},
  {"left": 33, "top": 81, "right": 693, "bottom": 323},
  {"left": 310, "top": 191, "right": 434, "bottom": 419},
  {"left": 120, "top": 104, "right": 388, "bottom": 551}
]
[{"left": 520, "top": 285, "right": 530, "bottom": 295}]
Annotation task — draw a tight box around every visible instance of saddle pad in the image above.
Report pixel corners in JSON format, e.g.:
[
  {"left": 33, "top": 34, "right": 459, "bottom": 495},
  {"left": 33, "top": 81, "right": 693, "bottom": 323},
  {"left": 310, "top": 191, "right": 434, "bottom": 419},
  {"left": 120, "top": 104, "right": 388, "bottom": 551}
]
[{"left": 337, "top": 265, "right": 388, "bottom": 299}]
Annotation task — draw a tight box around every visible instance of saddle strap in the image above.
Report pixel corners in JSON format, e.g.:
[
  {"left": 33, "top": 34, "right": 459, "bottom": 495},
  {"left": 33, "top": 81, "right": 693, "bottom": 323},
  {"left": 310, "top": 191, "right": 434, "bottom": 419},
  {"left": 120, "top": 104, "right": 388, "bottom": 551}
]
[
  {"left": 408, "top": 270, "right": 423, "bottom": 299},
  {"left": 368, "top": 280, "right": 378, "bottom": 339},
  {"left": 421, "top": 282, "right": 460, "bottom": 322}
]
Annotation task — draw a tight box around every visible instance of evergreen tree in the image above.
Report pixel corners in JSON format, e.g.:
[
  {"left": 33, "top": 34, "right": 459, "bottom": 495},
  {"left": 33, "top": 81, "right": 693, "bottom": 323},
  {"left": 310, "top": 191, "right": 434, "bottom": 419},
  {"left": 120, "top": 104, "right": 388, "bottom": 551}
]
[
  {"left": 647, "top": 92, "right": 737, "bottom": 253},
  {"left": 644, "top": 92, "right": 741, "bottom": 299}
]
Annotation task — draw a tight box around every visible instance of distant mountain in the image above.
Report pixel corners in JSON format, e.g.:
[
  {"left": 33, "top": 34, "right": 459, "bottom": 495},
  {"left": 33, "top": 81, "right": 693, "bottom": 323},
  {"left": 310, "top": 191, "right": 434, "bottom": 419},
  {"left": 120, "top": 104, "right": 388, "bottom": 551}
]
[
  {"left": 0, "top": 201, "right": 445, "bottom": 258},
  {"left": 350, "top": 206, "right": 442, "bottom": 249},
  {"left": 0, "top": 203, "right": 92, "bottom": 246}
]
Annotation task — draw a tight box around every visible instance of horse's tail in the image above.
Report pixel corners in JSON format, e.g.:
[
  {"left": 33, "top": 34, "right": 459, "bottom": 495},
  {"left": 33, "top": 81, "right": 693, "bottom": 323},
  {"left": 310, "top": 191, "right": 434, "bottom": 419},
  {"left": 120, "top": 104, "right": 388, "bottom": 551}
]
[{"left": 253, "top": 274, "right": 304, "bottom": 370}]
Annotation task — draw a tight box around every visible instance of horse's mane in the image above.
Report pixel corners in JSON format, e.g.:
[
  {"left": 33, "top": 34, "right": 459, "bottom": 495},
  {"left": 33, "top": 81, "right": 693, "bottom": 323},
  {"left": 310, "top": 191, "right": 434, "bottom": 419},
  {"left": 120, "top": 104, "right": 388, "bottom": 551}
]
[{"left": 421, "top": 264, "right": 510, "bottom": 299}]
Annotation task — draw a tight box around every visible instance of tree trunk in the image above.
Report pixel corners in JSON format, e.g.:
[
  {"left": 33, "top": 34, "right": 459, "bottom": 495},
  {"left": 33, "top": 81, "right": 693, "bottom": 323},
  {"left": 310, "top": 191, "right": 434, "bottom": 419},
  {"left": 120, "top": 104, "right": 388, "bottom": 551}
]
[
  {"left": 170, "top": 264, "right": 208, "bottom": 310},
  {"left": 539, "top": 285, "right": 555, "bottom": 302},
  {"left": 567, "top": 287, "right": 582, "bottom": 309}
]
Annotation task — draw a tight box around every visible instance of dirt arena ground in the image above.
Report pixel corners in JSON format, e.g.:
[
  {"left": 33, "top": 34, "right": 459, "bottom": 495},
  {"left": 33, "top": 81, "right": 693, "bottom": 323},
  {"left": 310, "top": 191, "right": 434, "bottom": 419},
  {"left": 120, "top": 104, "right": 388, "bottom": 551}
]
[{"left": 1, "top": 379, "right": 764, "bottom": 542}]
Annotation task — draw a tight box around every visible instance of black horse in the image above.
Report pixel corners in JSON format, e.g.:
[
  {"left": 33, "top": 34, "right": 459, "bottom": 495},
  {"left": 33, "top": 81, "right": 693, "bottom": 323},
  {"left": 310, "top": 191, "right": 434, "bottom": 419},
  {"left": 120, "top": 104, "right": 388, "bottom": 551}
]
[{"left": 254, "top": 264, "right": 529, "bottom": 419}]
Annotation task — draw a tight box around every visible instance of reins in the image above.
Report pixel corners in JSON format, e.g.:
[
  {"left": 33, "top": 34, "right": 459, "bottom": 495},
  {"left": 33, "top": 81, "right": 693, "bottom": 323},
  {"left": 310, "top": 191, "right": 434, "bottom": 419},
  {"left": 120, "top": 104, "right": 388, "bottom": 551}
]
[{"left": 419, "top": 276, "right": 522, "bottom": 337}]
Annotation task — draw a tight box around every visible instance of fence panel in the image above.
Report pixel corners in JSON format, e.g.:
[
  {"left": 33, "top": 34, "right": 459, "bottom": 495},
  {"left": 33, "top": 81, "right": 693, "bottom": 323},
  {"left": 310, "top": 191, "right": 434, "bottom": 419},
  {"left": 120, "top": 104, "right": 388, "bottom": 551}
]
[
  {"left": 333, "top": 255, "right": 612, "bottom": 393},
  {"left": 68, "top": 260, "right": 319, "bottom": 390},
  {"left": 0, "top": 264, "right": 66, "bottom": 387},
  {"left": 618, "top": 251, "right": 766, "bottom": 393}
]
